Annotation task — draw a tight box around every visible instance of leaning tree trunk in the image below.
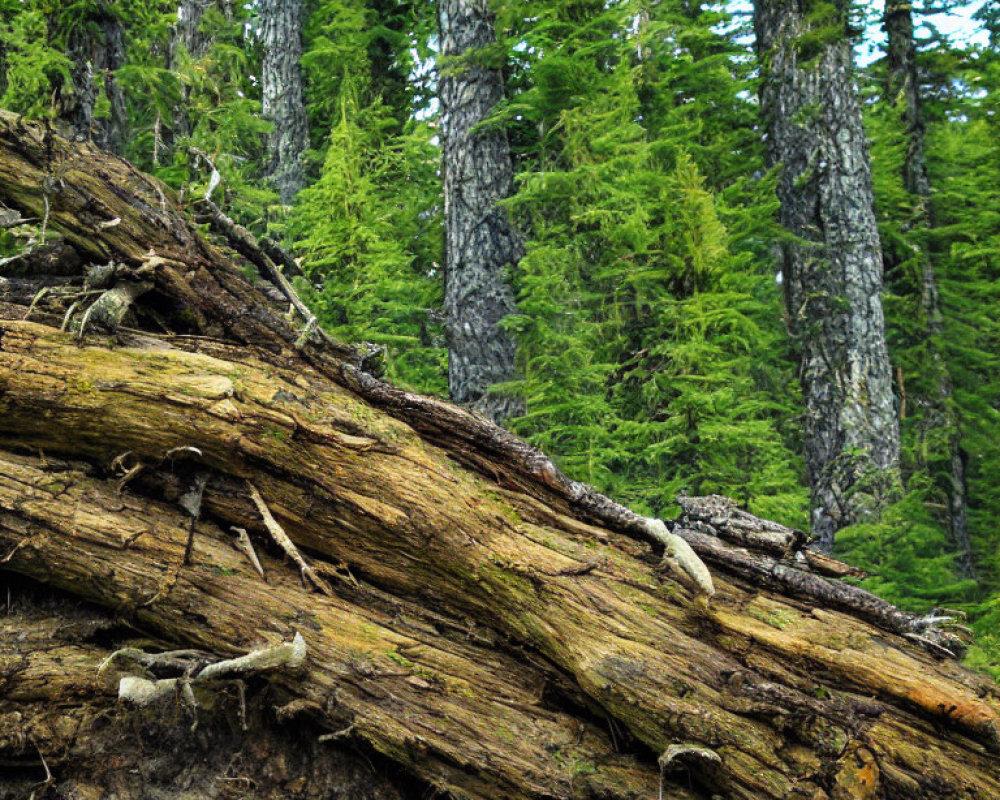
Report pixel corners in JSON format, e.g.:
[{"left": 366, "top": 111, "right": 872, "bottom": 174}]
[
  {"left": 438, "top": 0, "right": 524, "bottom": 425},
  {"left": 754, "top": 0, "right": 901, "bottom": 553},
  {"left": 58, "top": 0, "right": 127, "bottom": 152},
  {"left": 884, "top": 0, "right": 974, "bottom": 577},
  {"left": 0, "top": 112, "right": 998, "bottom": 800},
  {"left": 260, "top": 0, "right": 308, "bottom": 203}
]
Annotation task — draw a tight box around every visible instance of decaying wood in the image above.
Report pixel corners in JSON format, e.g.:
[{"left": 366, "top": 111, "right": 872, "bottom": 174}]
[{"left": 0, "top": 111, "right": 998, "bottom": 800}]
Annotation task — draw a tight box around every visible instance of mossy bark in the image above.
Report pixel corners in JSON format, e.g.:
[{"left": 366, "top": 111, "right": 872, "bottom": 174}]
[{"left": 0, "top": 111, "right": 998, "bottom": 800}]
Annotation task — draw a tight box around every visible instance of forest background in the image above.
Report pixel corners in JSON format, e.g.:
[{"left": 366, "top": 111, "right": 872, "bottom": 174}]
[{"left": 1, "top": 0, "right": 999, "bottom": 675}]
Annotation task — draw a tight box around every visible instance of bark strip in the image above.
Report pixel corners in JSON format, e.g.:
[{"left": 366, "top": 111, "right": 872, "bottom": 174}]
[
  {"left": 438, "top": 0, "right": 523, "bottom": 423},
  {"left": 754, "top": 0, "right": 901, "bottom": 551}
]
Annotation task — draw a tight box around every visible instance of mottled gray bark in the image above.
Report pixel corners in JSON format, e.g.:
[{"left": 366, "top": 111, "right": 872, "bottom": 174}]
[
  {"left": 167, "top": 0, "right": 214, "bottom": 144},
  {"left": 884, "top": 1, "right": 974, "bottom": 577},
  {"left": 260, "top": 0, "right": 308, "bottom": 203},
  {"left": 438, "top": 0, "right": 523, "bottom": 425},
  {"left": 171, "top": 0, "right": 213, "bottom": 60},
  {"left": 60, "top": 0, "right": 127, "bottom": 152},
  {"left": 754, "top": 0, "right": 901, "bottom": 552}
]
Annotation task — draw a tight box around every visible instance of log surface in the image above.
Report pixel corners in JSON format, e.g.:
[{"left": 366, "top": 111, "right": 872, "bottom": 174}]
[{"left": 0, "top": 111, "right": 997, "bottom": 800}]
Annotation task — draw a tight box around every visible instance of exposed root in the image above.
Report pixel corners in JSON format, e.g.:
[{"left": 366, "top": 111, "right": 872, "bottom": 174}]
[
  {"left": 176, "top": 473, "right": 209, "bottom": 565},
  {"left": 640, "top": 517, "right": 715, "bottom": 598},
  {"left": 97, "top": 647, "right": 208, "bottom": 685},
  {"left": 110, "top": 450, "right": 147, "bottom": 494},
  {"left": 109, "top": 633, "right": 307, "bottom": 728},
  {"left": 318, "top": 723, "right": 356, "bottom": 743},
  {"left": 231, "top": 526, "right": 265, "bottom": 579},
  {"left": 658, "top": 744, "right": 720, "bottom": 800},
  {"left": 76, "top": 280, "right": 154, "bottom": 339},
  {"left": 165, "top": 445, "right": 203, "bottom": 460},
  {"left": 27, "top": 740, "right": 54, "bottom": 800},
  {"left": 247, "top": 481, "right": 331, "bottom": 595},
  {"left": 658, "top": 744, "right": 721, "bottom": 771}
]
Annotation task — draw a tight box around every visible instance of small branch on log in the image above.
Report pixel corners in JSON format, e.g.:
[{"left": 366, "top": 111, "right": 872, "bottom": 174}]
[
  {"left": 802, "top": 549, "right": 867, "bottom": 579},
  {"left": 231, "top": 526, "right": 265, "bottom": 578},
  {"left": 640, "top": 517, "right": 715, "bottom": 597},
  {"left": 676, "top": 494, "right": 805, "bottom": 556},
  {"left": 247, "top": 481, "right": 331, "bottom": 595},
  {"left": 193, "top": 196, "right": 347, "bottom": 357}
]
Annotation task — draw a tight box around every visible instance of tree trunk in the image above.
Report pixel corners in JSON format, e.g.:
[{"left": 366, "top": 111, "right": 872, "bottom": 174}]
[
  {"left": 260, "top": 0, "right": 308, "bottom": 203},
  {"left": 754, "top": 0, "right": 901, "bottom": 552},
  {"left": 438, "top": 0, "right": 524, "bottom": 425},
  {"left": 166, "top": 0, "right": 214, "bottom": 146},
  {"left": 0, "top": 35, "right": 8, "bottom": 101},
  {"left": 884, "top": 2, "right": 930, "bottom": 200},
  {"left": 883, "top": 1, "right": 974, "bottom": 577},
  {"left": 0, "top": 112, "right": 998, "bottom": 800},
  {"left": 58, "top": 0, "right": 127, "bottom": 153}
]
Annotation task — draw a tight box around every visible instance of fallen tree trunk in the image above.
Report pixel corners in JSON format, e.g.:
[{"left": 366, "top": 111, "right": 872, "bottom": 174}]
[{"left": 0, "top": 111, "right": 998, "bottom": 800}]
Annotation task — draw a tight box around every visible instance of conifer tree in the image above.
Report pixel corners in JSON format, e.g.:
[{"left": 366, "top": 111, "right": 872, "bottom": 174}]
[
  {"left": 438, "top": 0, "right": 523, "bottom": 424},
  {"left": 168, "top": 0, "right": 212, "bottom": 143},
  {"left": 499, "top": 0, "right": 806, "bottom": 522},
  {"left": 291, "top": 82, "right": 445, "bottom": 392},
  {"left": 260, "top": 0, "right": 309, "bottom": 203},
  {"left": 883, "top": 0, "right": 973, "bottom": 576},
  {"left": 60, "top": 0, "right": 127, "bottom": 151},
  {"left": 754, "top": 0, "right": 900, "bottom": 551},
  {"left": 0, "top": 4, "right": 71, "bottom": 120}
]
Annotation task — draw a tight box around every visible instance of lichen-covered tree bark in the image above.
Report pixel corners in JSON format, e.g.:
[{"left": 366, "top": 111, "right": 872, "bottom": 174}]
[
  {"left": 438, "top": 0, "right": 523, "bottom": 424},
  {"left": 1, "top": 112, "right": 998, "bottom": 800},
  {"left": 754, "top": 0, "right": 901, "bottom": 552},
  {"left": 260, "top": 0, "right": 308, "bottom": 203},
  {"left": 59, "top": 0, "right": 127, "bottom": 152},
  {"left": 884, "top": 1, "right": 974, "bottom": 577}
]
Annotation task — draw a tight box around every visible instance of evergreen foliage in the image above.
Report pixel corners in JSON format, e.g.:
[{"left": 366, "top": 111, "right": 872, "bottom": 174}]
[
  {"left": 290, "top": 81, "right": 445, "bottom": 392},
  {"left": 499, "top": 0, "right": 805, "bottom": 524},
  {"left": 0, "top": 4, "right": 72, "bottom": 118}
]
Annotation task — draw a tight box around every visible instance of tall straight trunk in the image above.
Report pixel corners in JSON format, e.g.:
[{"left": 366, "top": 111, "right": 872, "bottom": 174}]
[
  {"left": 260, "top": 0, "right": 308, "bottom": 203},
  {"left": 0, "top": 37, "right": 8, "bottom": 101},
  {"left": 167, "top": 0, "right": 213, "bottom": 145},
  {"left": 884, "top": 1, "right": 974, "bottom": 577},
  {"left": 60, "top": 0, "right": 127, "bottom": 152},
  {"left": 754, "top": 0, "right": 901, "bottom": 552},
  {"left": 171, "top": 0, "right": 213, "bottom": 60},
  {"left": 884, "top": 2, "right": 930, "bottom": 199},
  {"left": 438, "top": 0, "right": 524, "bottom": 425}
]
